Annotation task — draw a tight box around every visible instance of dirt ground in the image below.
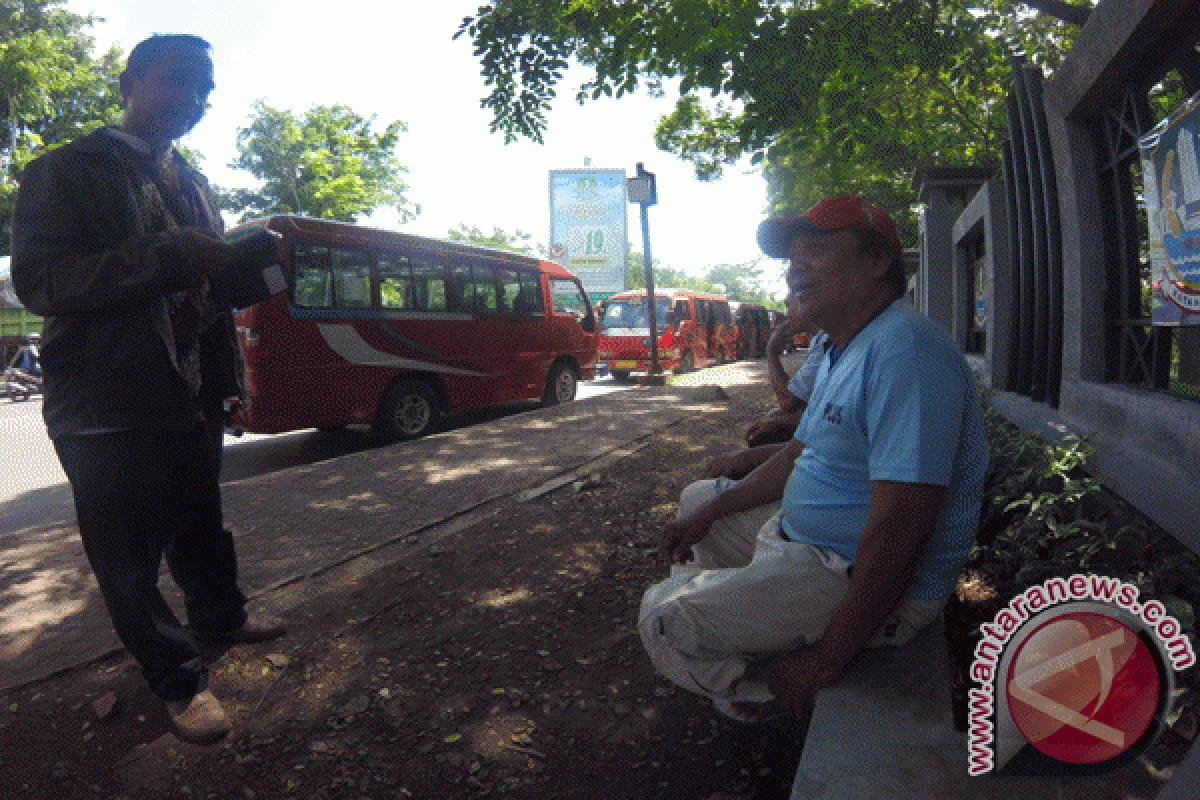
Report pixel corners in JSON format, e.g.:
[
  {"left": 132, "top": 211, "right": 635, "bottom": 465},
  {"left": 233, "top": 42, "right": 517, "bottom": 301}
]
[{"left": 1, "top": 391, "right": 810, "bottom": 800}]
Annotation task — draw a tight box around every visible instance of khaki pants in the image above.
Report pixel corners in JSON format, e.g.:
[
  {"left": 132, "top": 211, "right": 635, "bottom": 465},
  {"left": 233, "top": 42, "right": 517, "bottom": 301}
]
[{"left": 637, "top": 479, "right": 944, "bottom": 703}]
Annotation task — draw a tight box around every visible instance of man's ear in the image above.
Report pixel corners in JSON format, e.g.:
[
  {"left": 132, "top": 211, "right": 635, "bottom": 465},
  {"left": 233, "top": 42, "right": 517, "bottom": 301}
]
[
  {"left": 118, "top": 70, "right": 132, "bottom": 103},
  {"left": 867, "top": 249, "right": 893, "bottom": 281}
]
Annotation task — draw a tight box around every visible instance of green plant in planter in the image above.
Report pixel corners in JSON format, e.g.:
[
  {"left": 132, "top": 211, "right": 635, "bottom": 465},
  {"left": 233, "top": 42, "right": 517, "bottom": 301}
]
[{"left": 947, "top": 396, "right": 1200, "bottom": 735}]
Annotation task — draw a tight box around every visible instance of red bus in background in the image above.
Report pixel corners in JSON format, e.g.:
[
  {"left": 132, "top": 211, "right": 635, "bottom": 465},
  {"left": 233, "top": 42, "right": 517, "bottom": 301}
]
[
  {"left": 228, "top": 216, "right": 598, "bottom": 440},
  {"left": 731, "top": 302, "right": 773, "bottom": 359},
  {"left": 597, "top": 288, "right": 738, "bottom": 380}
]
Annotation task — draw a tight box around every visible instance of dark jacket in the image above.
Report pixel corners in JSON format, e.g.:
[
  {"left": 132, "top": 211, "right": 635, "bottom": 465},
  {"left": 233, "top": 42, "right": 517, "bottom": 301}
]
[{"left": 12, "top": 127, "right": 253, "bottom": 438}]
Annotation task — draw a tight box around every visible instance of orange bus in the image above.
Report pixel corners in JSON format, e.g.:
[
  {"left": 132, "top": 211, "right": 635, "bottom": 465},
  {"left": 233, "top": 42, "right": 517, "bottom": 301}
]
[
  {"left": 228, "top": 216, "right": 598, "bottom": 440},
  {"left": 597, "top": 288, "right": 738, "bottom": 380}
]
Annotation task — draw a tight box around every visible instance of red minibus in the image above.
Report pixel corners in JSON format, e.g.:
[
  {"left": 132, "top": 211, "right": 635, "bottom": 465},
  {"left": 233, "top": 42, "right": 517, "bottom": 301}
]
[
  {"left": 228, "top": 216, "right": 598, "bottom": 440},
  {"left": 597, "top": 288, "right": 738, "bottom": 380},
  {"left": 730, "top": 301, "right": 773, "bottom": 359}
]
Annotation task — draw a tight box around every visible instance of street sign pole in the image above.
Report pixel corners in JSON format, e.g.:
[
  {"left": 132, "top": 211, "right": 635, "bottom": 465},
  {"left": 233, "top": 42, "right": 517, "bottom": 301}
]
[{"left": 627, "top": 163, "right": 662, "bottom": 385}]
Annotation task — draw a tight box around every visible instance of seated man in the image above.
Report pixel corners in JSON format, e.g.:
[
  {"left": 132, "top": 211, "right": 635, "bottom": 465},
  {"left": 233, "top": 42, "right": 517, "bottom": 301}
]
[
  {"left": 637, "top": 196, "right": 988, "bottom": 721},
  {"left": 702, "top": 305, "right": 826, "bottom": 481}
]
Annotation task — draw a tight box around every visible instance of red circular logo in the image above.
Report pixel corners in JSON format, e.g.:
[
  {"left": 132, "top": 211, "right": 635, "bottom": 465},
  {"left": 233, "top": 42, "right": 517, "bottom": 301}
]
[{"left": 1006, "top": 612, "right": 1162, "bottom": 765}]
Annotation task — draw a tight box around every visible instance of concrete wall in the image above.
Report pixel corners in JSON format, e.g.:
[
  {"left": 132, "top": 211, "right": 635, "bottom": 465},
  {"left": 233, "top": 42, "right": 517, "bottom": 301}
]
[{"left": 969, "top": 0, "right": 1200, "bottom": 549}]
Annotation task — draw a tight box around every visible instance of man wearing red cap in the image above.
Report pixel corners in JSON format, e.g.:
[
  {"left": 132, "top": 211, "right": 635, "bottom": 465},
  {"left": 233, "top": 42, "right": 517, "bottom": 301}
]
[{"left": 638, "top": 196, "right": 987, "bottom": 722}]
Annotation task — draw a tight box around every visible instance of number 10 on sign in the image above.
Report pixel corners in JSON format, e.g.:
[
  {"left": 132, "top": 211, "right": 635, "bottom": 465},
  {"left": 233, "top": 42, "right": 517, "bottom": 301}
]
[{"left": 584, "top": 229, "right": 605, "bottom": 255}]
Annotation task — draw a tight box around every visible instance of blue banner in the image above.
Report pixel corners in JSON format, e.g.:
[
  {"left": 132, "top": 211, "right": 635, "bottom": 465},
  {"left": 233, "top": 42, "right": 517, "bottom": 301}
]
[{"left": 1141, "top": 91, "right": 1200, "bottom": 326}]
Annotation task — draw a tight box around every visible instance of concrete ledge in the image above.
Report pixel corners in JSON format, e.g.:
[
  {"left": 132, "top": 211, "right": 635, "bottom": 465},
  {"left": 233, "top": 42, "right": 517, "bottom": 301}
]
[
  {"left": 790, "top": 617, "right": 968, "bottom": 799},
  {"left": 788, "top": 618, "right": 1116, "bottom": 799}
]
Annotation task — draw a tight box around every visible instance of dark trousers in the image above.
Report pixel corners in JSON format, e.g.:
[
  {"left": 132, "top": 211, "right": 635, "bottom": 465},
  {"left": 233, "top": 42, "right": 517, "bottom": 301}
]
[{"left": 53, "top": 418, "right": 247, "bottom": 701}]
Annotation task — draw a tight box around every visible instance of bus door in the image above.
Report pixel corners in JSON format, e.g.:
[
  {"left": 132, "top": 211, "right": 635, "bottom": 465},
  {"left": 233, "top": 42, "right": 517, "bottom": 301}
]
[
  {"left": 694, "top": 298, "right": 713, "bottom": 362},
  {"left": 548, "top": 275, "right": 594, "bottom": 364},
  {"left": 493, "top": 267, "right": 549, "bottom": 398},
  {"left": 672, "top": 297, "right": 693, "bottom": 356},
  {"left": 445, "top": 263, "right": 516, "bottom": 403},
  {"left": 289, "top": 242, "right": 378, "bottom": 424}
]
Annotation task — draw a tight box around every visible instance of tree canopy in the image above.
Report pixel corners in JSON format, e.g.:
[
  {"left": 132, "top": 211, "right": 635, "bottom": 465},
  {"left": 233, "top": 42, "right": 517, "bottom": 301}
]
[
  {"left": 627, "top": 250, "right": 779, "bottom": 307},
  {"left": 457, "top": 0, "right": 1078, "bottom": 245},
  {"left": 447, "top": 223, "right": 538, "bottom": 255},
  {"left": 221, "top": 100, "right": 416, "bottom": 224},
  {"left": 1, "top": 0, "right": 122, "bottom": 253}
]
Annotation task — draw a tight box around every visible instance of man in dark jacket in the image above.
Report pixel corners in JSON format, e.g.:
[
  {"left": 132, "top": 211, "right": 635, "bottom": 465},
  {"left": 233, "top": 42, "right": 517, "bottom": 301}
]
[{"left": 12, "top": 34, "right": 284, "bottom": 745}]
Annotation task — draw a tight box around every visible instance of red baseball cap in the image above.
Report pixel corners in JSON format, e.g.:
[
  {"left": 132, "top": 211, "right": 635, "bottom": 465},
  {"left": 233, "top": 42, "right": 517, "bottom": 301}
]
[{"left": 757, "top": 196, "right": 902, "bottom": 259}]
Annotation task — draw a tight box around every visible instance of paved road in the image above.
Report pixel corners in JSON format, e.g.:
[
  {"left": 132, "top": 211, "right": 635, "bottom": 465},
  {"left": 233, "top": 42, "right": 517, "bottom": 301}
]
[{"left": 0, "top": 376, "right": 635, "bottom": 537}]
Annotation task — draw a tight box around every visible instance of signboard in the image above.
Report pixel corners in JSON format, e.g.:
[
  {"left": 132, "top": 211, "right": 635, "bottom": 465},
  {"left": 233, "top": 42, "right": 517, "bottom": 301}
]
[
  {"left": 1141, "top": 90, "right": 1200, "bottom": 326},
  {"left": 548, "top": 169, "right": 628, "bottom": 296}
]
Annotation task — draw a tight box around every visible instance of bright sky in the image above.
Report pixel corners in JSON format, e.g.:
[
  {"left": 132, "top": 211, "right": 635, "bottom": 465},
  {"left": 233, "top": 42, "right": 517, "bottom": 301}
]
[{"left": 60, "top": 0, "right": 788, "bottom": 297}]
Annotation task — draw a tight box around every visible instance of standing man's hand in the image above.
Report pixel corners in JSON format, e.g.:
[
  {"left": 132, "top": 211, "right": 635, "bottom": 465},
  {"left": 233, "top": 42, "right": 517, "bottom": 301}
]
[
  {"left": 173, "top": 227, "right": 239, "bottom": 274},
  {"left": 659, "top": 506, "right": 716, "bottom": 565}
]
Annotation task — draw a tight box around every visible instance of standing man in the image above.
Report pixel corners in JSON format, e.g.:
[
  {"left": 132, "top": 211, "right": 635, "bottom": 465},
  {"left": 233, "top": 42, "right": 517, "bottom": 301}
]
[
  {"left": 12, "top": 34, "right": 284, "bottom": 745},
  {"left": 638, "top": 196, "right": 987, "bottom": 721}
]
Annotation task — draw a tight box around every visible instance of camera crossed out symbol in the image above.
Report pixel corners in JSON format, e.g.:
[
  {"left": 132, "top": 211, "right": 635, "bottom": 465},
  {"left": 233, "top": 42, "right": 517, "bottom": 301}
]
[{"left": 1004, "top": 611, "right": 1162, "bottom": 765}]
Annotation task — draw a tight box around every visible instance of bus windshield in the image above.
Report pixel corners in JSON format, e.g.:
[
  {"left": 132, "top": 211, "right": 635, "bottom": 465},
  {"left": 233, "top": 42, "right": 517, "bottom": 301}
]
[{"left": 602, "top": 298, "right": 672, "bottom": 333}]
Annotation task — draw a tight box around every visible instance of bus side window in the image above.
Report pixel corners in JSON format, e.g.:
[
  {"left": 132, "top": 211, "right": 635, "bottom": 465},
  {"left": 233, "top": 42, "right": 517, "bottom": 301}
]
[
  {"left": 379, "top": 253, "right": 413, "bottom": 310},
  {"left": 519, "top": 272, "right": 544, "bottom": 315},
  {"left": 716, "top": 301, "right": 731, "bottom": 326},
  {"left": 331, "top": 247, "right": 372, "bottom": 309},
  {"left": 548, "top": 277, "right": 592, "bottom": 329},
  {"left": 449, "top": 265, "right": 474, "bottom": 313},
  {"left": 498, "top": 269, "right": 521, "bottom": 314},
  {"left": 413, "top": 263, "right": 447, "bottom": 311},
  {"left": 472, "top": 266, "right": 498, "bottom": 314},
  {"left": 674, "top": 298, "right": 690, "bottom": 323},
  {"left": 293, "top": 245, "right": 332, "bottom": 308}
]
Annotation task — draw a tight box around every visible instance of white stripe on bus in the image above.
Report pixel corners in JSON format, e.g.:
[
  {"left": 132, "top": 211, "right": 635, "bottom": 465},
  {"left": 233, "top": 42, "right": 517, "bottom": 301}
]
[{"left": 316, "top": 324, "right": 489, "bottom": 377}]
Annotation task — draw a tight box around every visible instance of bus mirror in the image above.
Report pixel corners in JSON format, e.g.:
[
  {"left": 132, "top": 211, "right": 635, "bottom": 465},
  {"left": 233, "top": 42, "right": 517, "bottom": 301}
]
[{"left": 582, "top": 311, "right": 596, "bottom": 333}]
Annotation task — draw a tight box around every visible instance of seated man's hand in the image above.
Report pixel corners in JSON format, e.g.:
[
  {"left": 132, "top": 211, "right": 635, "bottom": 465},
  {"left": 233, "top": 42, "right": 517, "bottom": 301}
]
[
  {"left": 763, "top": 647, "right": 846, "bottom": 718},
  {"left": 766, "top": 318, "right": 794, "bottom": 355},
  {"left": 744, "top": 409, "right": 799, "bottom": 447},
  {"left": 659, "top": 508, "right": 715, "bottom": 565},
  {"left": 701, "top": 449, "right": 759, "bottom": 481}
]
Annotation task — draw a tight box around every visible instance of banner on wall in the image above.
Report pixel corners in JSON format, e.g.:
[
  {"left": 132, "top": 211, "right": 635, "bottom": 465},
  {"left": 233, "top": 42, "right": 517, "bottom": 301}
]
[
  {"left": 548, "top": 169, "right": 628, "bottom": 298},
  {"left": 1141, "top": 90, "right": 1200, "bottom": 326}
]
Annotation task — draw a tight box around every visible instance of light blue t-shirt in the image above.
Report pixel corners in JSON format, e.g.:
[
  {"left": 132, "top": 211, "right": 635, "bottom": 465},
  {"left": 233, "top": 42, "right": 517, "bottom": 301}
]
[
  {"left": 786, "top": 331, "right": 828, "bottom": 402},
  {"left": 780, "top": 299, "right": 988, "bottom": 601}
]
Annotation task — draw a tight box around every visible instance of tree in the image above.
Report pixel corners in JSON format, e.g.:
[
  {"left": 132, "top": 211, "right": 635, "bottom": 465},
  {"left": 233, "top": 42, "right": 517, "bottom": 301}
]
[
  {"left": 1, "top": 0, "right": 123, "bottom": 253},
  {"left": 222, "top": 100, "right": 416, "bottom": 224},
  {"left": 447, "top": 223, "right": 536, "bottom": 255},
  {"left": 625, "top": 249, "right": 781, "bottom": 306},
  {"left": 625, "top": 250, "right": 706, "bottom": 294},
  {"left": 704, "top": 260, "right": 778, "bottom": 306},
  {"left": 457, "top": 1, "right": 1079, "bottom": 244}
]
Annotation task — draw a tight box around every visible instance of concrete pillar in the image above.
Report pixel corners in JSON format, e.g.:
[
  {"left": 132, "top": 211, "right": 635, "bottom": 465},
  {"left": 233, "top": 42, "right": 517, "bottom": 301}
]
[
  {"left": 952, "top": 179, "right": 1012, "bottom": 388},
  {"left": 912, "top": 166, "right": 996, "bottom": 333}
]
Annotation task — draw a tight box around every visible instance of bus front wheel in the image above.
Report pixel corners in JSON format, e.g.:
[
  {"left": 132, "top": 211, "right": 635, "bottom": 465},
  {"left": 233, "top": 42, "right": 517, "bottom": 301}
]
[
  {"left": 543, "top": 361, "right": 578, "bottom": 406},
  {"left": 376, "top": 380, "right": 440, "bottom": 441}
]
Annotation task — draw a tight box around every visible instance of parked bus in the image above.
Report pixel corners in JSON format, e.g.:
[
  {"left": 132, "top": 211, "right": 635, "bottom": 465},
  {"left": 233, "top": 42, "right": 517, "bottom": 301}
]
[
  {"left": 730, "top": 302, "right": 773, "bottom": 359},
  {"left": 597, "top": 288, "right": 737, "bottom": 380},
  {"left": 227, "top": 216, "right": 598, "bottom": 440}
]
